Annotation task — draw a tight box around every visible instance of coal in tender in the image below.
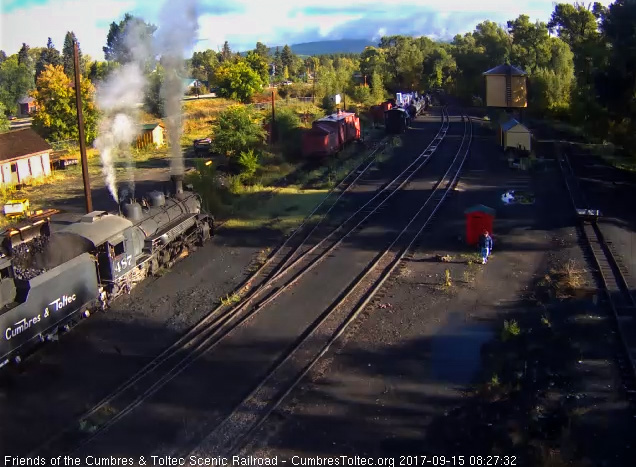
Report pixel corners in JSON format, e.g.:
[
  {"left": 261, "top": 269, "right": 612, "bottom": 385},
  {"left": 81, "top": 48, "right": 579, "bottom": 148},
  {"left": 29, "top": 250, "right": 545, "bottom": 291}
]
[{"left": 11, "top": 235, "right": 50, "bottom": 280}]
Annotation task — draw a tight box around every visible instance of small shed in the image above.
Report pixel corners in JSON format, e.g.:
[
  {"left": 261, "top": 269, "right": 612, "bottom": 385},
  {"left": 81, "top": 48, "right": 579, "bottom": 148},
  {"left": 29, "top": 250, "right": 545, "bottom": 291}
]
[
  {"left": 136, "top": 123, "right": 165, "bottom": 149},
  {"left": 483, "top": 64, "right": 527, "bottom": 108},
  {"left": 17, "top": 96, "right": 37, "bottom": 116},
  {"left": 464, "top": 204, "right": 496, "bottom": 246},
  {"left": 499, "top": 118, "right": 532, "bottom": 152},
  {"left": 0, "top": 128, "right": 52, "bottom": 185}
]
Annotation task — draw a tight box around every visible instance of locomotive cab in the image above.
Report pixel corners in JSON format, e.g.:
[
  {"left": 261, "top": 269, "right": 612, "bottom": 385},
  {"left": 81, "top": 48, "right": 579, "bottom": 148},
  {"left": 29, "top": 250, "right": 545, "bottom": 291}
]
[{"left": 96, "top": 229, "right": 136, "bottom": 282}]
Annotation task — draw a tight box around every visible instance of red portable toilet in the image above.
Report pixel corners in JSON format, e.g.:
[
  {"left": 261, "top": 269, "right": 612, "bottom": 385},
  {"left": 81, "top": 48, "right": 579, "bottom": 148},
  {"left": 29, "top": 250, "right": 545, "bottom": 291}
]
[{"left": 464, "top": 204, "right": 495, "bottom": 245}]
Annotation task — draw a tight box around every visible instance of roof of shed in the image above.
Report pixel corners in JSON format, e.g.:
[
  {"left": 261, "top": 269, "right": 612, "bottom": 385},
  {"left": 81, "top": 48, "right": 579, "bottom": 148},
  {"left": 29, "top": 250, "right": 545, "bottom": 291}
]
[
  {"left": 17, "top": 96, "right": 35, "bottom": 104},
  {"left": 0, "top": 128, "right": 52, "bottom": 162},
  {"left": 464, "top": 204, "right": 496, "bottom": 215},
  {"left": 59, "top": 212, "right": 133, "bottom": 247},
  {"left": 483, "top": 64, "right": 527, "bottom": 76},
  {"left": 500, "top": 118, "right": 529, "bottom": 132},
  {"left": 140, "top": 123, "right": 164, "bottom": 131}
]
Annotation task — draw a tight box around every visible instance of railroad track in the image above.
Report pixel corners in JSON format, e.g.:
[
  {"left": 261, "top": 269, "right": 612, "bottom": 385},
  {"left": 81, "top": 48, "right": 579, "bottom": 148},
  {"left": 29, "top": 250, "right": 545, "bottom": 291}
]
[
  {"left": 558, "top": 153, "right": 636, "bottom": 406},
  {"left": 184, "top": 114, "right": 473, "bottom": 458},
  {"left": 29, "top": 108, "right": 451, "bottom": 457}
]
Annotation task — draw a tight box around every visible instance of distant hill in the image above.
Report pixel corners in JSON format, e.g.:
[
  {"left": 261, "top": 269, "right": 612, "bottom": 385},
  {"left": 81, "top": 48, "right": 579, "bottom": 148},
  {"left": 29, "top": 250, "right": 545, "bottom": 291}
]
[{"left": 240, "top": 39, "right": 376, "bottom": 57}]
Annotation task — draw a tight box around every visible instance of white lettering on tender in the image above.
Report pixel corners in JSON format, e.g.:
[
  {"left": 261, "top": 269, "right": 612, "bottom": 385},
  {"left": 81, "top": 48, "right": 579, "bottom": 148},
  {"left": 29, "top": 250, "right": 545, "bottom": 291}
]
[
  {"left": 48, "top": 294, "right": 77, "bottom": 312},
  {"left": 3, "top": 293, "right": 78, "bottom": 341},
  {"left": 4, "top": 315, "right": 41, "bottom": 340}
]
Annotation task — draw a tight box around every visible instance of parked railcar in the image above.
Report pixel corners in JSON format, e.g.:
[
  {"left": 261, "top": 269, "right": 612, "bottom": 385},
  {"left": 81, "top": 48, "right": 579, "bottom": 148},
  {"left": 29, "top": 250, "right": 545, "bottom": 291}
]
[
  {"left": 315, "top": 111, "right": 361, "bottom": 149},
  {"left": 301, "top": 123, "right": 339, "bottom": 158},
  {"left": 0, "top": 176, "right": 214, "bottom": 368},
  {"left": 385, "top": 108, "right": 411, "bottom": 134}
]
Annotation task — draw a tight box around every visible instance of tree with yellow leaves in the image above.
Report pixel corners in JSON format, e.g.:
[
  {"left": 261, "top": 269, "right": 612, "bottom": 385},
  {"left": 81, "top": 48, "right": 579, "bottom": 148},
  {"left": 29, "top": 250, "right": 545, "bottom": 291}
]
[{"left": 31, "top": 64, "right": 97, "bottom": 143}]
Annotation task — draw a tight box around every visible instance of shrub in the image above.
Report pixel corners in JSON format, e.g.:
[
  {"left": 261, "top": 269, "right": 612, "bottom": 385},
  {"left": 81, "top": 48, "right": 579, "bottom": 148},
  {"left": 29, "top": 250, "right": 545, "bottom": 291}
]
[{"left": 237, "top": 149, "right": 260, "bottom": 181}]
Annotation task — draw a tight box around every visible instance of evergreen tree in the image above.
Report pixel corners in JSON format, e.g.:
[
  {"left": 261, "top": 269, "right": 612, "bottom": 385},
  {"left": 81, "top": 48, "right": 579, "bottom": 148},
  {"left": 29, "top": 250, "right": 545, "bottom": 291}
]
[
  {"left": 17, "top": 43, "right": 30, "bottom": 66},
  {"left": 254, "top": 42, "right": 269, "bottom": 58},
  {"left": 221, "top": 41, "right": 232, "bottom": 62},
  {"left": 36, "top": 38, "right": 62, "bottom": 81},
  {"left": 62, "top": 31, "right": 81, "bottom": 77},
  {"left": 0, "top": 51, "right": 6, "bottom": 64}
]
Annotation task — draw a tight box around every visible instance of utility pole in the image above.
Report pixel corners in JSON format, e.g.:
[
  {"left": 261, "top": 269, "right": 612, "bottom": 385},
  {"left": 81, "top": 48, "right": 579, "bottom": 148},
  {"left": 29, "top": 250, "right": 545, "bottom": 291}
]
[
  {"left": 73, "top": 40, "right": 92, "bottom": 213},
  {"left": 271, "top": 91, "right": 276, "bottom": 145}
]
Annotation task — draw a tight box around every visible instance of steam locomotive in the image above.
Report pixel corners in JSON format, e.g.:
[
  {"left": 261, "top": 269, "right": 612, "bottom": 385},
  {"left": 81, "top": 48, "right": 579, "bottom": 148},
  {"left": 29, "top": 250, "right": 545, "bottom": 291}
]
[{"left": 0, "top": 175, "right": 214, "bottom": 368}]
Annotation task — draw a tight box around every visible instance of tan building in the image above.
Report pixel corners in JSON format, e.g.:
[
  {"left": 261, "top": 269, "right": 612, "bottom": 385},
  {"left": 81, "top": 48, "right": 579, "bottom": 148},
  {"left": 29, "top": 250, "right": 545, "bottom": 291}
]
[
  {"left": 0, "top": 128, "right": 52, "bottom": 185},
  {"left": 136, "top": 123, "right": 165, "bottom": 149},
  {"left": 500, "top": 118, "right": 532, "bottom": 152},
  {"left": 483, "top": 64, "right": 528, "bottom": 108}
]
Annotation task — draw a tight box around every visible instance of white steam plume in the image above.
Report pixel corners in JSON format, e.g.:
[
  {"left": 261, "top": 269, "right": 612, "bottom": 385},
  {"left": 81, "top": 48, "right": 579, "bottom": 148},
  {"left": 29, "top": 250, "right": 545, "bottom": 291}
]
[
  {"left": 93, "top": 20, "right": 153, "bottom": 203},
  {"left": 155, "top": 0, "right": 199, "bottom": 177}
]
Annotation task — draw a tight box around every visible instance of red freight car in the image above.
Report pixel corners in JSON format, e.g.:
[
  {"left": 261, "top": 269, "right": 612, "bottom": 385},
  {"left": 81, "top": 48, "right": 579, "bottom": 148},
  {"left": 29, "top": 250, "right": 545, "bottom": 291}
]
[
  {"left": 302, "top": 123, "right": 339, "bottom": 158},
  {"left": 315, "top": 111, "right": 361, "bottom": 149},
  {"left": 369, "top": 101, "right": 392, "bottom": 127}
]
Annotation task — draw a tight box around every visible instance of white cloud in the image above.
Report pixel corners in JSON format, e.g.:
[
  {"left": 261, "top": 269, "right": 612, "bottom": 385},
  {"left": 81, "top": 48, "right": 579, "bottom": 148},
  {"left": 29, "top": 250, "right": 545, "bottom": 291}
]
[
  {"left": 0, "top": 0, "right": 617, "bottom": 59},
  {"left": 1, "top": 0, "right": 139, "bottom": 59}
]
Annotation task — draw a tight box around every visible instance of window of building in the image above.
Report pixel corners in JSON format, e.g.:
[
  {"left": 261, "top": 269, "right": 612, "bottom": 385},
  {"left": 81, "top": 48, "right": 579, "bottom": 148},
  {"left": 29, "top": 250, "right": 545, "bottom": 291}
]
[{"left": 10, "top": 163, "right": 17, "bottom": 173}]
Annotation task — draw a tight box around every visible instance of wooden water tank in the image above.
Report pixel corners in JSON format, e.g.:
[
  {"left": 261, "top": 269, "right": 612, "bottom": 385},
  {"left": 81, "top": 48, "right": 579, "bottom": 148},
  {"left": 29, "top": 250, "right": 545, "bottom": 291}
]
[{"left": 483, "top": 64, "right": 528, "bottom": 108}]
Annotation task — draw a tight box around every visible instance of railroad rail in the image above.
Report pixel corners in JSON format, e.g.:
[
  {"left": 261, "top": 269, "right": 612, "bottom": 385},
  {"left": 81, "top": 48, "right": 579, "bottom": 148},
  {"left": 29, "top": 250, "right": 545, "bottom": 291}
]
[
  {"left": 30, "top": 108, "right": 452, "bottom": 457},
  {"left": 185, "top": 115, "right": 473, "bottom": 458},
  {"left": 558, "top": 153, "right": 636, "bottom": 406}
]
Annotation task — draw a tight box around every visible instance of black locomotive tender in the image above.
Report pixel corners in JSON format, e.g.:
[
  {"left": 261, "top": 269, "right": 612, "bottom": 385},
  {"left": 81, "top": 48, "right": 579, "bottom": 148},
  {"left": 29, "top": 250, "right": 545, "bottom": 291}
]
[{"left": 0, "top": 176, "right": 214, "bottom": 368}]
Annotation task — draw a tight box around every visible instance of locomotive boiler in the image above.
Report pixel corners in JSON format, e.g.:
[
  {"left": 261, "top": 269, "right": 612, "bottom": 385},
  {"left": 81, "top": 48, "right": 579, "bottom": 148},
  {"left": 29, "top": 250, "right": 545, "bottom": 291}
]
[{"left": 0, "top": 175, "right": 214, "bottom": 368}]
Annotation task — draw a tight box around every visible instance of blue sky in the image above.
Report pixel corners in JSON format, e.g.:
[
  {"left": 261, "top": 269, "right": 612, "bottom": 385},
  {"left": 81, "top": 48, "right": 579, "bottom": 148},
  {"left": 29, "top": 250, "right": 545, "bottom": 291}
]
[{"left": 0, "top": 0, "right": 616, "bottom": 60}]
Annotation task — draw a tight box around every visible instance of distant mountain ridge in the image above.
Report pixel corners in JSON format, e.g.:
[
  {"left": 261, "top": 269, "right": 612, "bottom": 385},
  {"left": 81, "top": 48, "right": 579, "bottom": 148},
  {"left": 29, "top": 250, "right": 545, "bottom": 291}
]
[{"left": 240, "top": 39, "right": 376, "bottom": 57}]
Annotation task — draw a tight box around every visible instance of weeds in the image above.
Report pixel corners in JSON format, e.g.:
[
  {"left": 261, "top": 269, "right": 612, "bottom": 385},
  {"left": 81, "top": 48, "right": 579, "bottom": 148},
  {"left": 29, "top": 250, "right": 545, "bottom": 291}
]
[
  {"left": 444, "top": 269, "right": 452, "bottom": 287},
  {"left": 220, "top": 292, "right": 241, "bottom": 306},
  {"left": 501, "top": 319, "right": 521, "bottom": 341},
  {"left": 539, "top": 260, "right": 586, "bottom": 298},
  {"left": 461, "top": 252, "right": 483, "bottom": 265}
]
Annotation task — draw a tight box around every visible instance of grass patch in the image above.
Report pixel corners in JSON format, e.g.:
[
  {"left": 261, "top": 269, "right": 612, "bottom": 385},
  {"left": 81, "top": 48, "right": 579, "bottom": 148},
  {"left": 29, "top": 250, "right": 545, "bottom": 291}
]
[
  {"left": 223, "top": 186, "right": 329, "bottom": 233},
  {"left": 460, "top": 252, "right": 483, "bottom": 265}
]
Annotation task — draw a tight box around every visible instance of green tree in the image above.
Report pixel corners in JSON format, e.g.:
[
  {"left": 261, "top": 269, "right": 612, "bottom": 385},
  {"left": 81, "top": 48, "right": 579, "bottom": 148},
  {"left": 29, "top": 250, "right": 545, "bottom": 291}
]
[
  {"left": 62, "top": 31, "right": 81, "bottom": 77},
  {"left": 17, "top": 43, "right": 30, "bottom": 67},
  {"left": 245, "top": 51, "right": 269, "bottom": 84},
  {"left": 213, "top": 60, "right": 263, "bottom": 103},
  {"left": 254, "top": 42, "right": 269, "bottom": 59},
  {"left": 507, "top": 15, "right": 551, "bottom": 73},
  {"left": 0, "top": 55, "right": 35, "bottom": 114},
  {"left": 103, "top": 13, "right": 157, "bottom": 64},
  {"left": 145, "top": 66, "right": 165, "bottom": 117},
  {"left": 0, "top": 102, "right": 10, "bottom": 132},
  {"left": 599, "top": 0, "right": 636, "bottom": 148},
  {"left": 359, "top": 47, "right": 386, "bottom": 83},
  {"left": 36, "top": 38, "right": 62, "bottom": 81},
  {"left": 370, "top": 71, "right": 385, "bottom": 103},
  {"left": 31, "top": 64, "right": 97, "bottom": 143},
  {"left": 221, "top": 41, "right": 232, "bottom": 62},
  {"left": 212, "top": 105, "right": 266, "bottom": 158},
  {"left": 281, "top": 45, "right": 294, "bottom": 73},
  {"left": 191, "top": 50, "right": 218, "bottom": 83},
  {"left": 0, "top": 51, "right": 6, "bottom": 64}
]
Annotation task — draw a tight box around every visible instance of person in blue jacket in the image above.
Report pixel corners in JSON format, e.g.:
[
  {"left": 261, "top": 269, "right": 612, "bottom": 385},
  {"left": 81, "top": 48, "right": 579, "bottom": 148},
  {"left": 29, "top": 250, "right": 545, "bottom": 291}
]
[{"left": 479, "top": 230, "right": 493, "bottom": 264}]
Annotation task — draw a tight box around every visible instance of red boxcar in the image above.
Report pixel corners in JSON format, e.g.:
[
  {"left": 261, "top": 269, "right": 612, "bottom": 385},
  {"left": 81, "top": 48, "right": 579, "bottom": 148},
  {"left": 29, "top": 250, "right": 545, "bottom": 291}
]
[
  {"left": 370, "top": 101, "right": 392, "bottom": 127},
  {"left": 302, "top": 123, "right": 339, "bottom": 158},
  {"left": 316, "top": 111, "right": 361, "bottom": 149}
]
